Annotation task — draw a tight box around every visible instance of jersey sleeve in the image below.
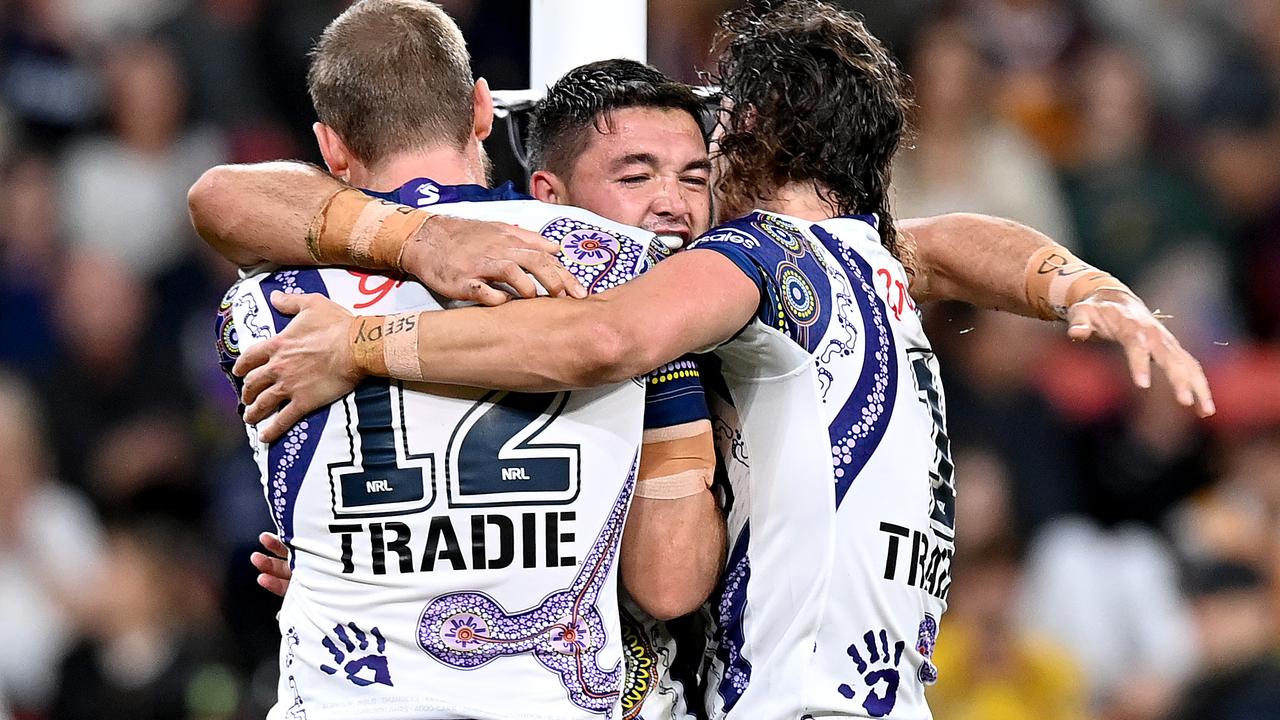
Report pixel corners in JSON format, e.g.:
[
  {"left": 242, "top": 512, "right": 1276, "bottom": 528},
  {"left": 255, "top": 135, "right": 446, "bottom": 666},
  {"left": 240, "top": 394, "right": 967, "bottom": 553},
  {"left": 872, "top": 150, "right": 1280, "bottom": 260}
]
[
  {"left": 214, "top": 283, "right": 244, "bottom": 399},
  {"left": 642, "top": 355, "right": 710, "bottom": 431},
  {"left": 688, "top": 212, "right": 834, "bottom": 354}
]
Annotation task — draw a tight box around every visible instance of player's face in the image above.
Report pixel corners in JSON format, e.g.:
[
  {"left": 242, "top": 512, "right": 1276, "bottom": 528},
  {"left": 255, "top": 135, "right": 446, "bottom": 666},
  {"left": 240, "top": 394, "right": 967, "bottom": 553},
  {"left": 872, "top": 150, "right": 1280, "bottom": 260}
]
[{"left": 559, "top": 107, "right": 712, "bottom": 244}]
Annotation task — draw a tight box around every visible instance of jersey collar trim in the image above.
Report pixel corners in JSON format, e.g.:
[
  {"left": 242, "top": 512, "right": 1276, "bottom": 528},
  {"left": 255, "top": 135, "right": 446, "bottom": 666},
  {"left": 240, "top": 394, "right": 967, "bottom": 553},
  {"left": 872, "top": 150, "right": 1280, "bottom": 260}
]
[{"left": 365, "top": 178, "right": 533, "bottom": 207}]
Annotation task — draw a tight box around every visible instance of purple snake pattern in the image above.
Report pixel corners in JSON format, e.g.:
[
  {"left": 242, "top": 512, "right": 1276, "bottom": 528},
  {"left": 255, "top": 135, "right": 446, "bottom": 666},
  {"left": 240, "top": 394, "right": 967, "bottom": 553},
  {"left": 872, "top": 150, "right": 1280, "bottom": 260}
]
[{"left": 416, "top": 458, "right": 637, "bottom": 715}]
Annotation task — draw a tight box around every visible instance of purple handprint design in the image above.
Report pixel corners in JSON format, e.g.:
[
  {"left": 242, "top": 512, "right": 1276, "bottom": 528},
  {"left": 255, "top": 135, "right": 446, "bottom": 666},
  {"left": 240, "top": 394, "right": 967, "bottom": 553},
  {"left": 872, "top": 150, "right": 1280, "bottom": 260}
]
[{"left": 320, "top": 622, "right": 394, "bottom": 688}]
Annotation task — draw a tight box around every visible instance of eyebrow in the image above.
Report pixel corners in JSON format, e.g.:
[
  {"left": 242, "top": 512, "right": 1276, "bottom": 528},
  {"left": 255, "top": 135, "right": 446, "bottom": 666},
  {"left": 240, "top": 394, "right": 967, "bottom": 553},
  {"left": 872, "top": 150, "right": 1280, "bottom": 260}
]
[
  {"left": 682, "top": 158, "right": 712, "bottom": 173},
  {"left": 610, "top": 153, "right": 713, "bottom": 173},
  {"left": 611, "top": 152, "right": 660, "bottom": 170}
]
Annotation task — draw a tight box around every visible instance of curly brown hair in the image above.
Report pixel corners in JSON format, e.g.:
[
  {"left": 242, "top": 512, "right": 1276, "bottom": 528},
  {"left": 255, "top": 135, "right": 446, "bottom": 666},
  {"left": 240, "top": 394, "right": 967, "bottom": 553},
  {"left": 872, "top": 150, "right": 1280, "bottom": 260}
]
[{"left": 710, "top": 0, "right": 913, "bottom": 265}]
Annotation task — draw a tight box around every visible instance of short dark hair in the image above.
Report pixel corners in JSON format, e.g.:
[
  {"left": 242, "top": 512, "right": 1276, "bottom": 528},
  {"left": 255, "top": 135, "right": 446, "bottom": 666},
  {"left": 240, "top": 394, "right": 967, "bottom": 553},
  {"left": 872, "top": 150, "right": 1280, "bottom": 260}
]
[
  {"left": 527, "top": 59, "right": 708, "bottom": 177},
  {"left": 307, "top": 0, "right": 475, "bottom": 167},
  {"left": 711, "top": 0, "right": 913, "bottom": 264}
]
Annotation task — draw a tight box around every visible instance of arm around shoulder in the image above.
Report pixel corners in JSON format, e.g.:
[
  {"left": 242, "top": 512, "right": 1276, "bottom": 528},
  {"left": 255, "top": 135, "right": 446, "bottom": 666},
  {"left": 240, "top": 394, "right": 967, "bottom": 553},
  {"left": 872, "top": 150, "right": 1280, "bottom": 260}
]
[{"left": 188, "top": 161, "right": 346, "bottom": 268}]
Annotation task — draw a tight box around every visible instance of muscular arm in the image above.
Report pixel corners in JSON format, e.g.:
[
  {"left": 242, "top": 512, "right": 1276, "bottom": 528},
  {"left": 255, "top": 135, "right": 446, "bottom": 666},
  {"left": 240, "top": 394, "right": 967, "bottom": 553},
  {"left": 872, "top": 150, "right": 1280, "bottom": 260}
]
[
  {"left": 903, "top": 213, "right": 1214, "bottom": 415},
  {"left": 401, "top": 250, "right": 758, "bottom": 388},
  {"left": 622, "top": 421, "right": 725, "bottom": 620},
  {"left": 904, "top": 213, "right": 1054, "bottom": 313},
  {"left": 235, "top": 249, "right": 759, "bottom": 439},
  {"left": 188, "top": 162, "right": 582, "bottom": 304},
  {"left": 188, "top": 161, "right": 338, "bottom": 267}
]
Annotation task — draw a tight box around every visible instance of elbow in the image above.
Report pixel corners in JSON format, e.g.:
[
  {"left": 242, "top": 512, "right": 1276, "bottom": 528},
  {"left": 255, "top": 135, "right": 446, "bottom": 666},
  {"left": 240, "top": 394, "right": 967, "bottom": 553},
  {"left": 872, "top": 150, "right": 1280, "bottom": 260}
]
[
  {"left": 188, "top": 165, "right": 257, "bottom": 266},
  {"left": 625, "top": 573, "right": 711, "bottom": 621},
  {"left": 187, "top": 165, "right": 226, "bottom": 230}
]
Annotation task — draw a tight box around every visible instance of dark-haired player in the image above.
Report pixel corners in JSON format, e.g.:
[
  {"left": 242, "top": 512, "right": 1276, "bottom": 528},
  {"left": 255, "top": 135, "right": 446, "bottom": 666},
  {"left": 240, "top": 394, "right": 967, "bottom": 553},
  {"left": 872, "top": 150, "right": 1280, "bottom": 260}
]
[{"left": 224, "top": 3, "right": 1214, "bottom": 718}]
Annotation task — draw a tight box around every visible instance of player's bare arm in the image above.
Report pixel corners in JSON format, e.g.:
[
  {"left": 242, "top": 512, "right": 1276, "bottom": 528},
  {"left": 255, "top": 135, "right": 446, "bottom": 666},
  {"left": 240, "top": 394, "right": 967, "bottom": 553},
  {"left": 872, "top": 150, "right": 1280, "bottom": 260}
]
[
  {"left": 234, "top": 249, "right": 757, "bottom": 442},
  {"left": 621, "top": 420, "right": 725, "bottom": 620},
  {"left": 904, "top": 213, "right": 1214, "bottom": 416},
  {"left": 187, "top": 161, "right": 586, "bottom": 306}
]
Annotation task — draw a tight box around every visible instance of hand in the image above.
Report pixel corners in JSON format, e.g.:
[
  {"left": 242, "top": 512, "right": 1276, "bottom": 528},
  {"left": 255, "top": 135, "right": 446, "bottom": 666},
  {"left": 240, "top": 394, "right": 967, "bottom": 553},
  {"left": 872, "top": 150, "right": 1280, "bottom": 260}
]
[
  {"left": 251, "top": 531, "right": 292, "bottom": 597},
  {"left": 1066, "top": 288, "right": 1215, "bottom": 417},
  {"left": 234, "top": 291, "right": 362, "bottom": 443},
  {"left": 408, "top": 215, "right": 587, "bottom": 306}
]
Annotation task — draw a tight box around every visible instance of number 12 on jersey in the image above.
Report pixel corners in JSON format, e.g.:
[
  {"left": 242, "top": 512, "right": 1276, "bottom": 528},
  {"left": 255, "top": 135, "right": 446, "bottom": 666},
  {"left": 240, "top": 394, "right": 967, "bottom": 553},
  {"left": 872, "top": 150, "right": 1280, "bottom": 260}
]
[{"left": 328, "top": 381, "right": 582, "bottom": 518}]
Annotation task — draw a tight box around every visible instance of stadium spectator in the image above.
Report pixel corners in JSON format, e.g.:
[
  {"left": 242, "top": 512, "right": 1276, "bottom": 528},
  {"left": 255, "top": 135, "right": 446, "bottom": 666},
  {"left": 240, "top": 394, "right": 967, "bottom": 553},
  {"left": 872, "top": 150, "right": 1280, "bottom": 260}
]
[
  {"left": 59, "top": 38, "right": 223, "bottom": 278},
  {"left": 892, "top": 17, "right": 1075, "bottom": 246},
  {"left": 0, "top": 153, "right": 62, "bottom": 377},
  {"left": 1063, "top": 43, "right": 1235, "bottom": 354},
  {"left": 0, "top": 371, "right": 102, "bottom": 713},
  {"left": 1168, "top": 559, "right": 1280, "bottom": 720},
  {"left": 48, "top": 516, "right": 232, "bottom": 720}
]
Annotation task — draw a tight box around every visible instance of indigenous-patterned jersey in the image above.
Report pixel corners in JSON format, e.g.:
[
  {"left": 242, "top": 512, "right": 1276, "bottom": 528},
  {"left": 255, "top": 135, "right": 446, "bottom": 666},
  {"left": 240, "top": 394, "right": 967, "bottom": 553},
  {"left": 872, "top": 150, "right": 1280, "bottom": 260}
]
[
  {"left": 692, "top": 212, "right": 955, "bottom": 720},
  {"left": 618, "top": 594, "right": 711, "bottom": 720},
  {"left": 215, "top": 179, "right": 705, "bottom": 720}
]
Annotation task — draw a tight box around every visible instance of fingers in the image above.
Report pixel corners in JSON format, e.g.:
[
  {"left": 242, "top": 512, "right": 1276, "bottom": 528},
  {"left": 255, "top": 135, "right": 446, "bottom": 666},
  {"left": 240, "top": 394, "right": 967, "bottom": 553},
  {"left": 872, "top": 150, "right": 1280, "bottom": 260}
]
[
  {"left": 243, "top": 385, "right": 286, "bottom": 425},
  {"left": 251, "top": 551, "right": 291, "bottom": 598},
  {"left": 233, "top": 340, "right": 271, "bottom": 378},
  {"left": 509, "top": 249, "right": 567, "bottom": 298},
  {"left": 270, "top": 290, "right": 306, "bottom": 316},
  {"left": 240, "top": 366, "right": 274, "bottom": 407},
  {"left": 1147, "top": 334, "right": 1216, "bottom": 416},
  {"left": 467, "top": 280, "right": 514, "bottom": 307},
  {"left": 1190, "top": 364, "right": 1216, "bottom": 417},
  {"left": 1066, "top": 304, "right": 1096, "bottom": 342},
  {"left": 256, "top": 571, "right": 290, "bottom": 598},
  {"left": 260, "top": 532, "right": 288, "bottom": 558},
  {"left": 488, "top": 258, "right": 540, "bottom": 300},
  {"left": 257, "top": 400, "right": 309, "bottom": 444},
  {"left": 507, "top": 224, "right": 562, "bottom": 255},
  {"left": 1122, "top": 332, "right": 1153, "bottom": 389}
]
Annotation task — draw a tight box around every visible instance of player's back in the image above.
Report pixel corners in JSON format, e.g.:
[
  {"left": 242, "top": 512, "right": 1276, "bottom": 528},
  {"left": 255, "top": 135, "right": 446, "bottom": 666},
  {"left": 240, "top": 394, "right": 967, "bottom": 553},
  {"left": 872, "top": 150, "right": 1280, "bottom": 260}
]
[
  {"left": 216, "top": 180, "right": 665, "bottom": 720},
  {"left": 690, "top": 212, "right": 955, "bottom": 719}
]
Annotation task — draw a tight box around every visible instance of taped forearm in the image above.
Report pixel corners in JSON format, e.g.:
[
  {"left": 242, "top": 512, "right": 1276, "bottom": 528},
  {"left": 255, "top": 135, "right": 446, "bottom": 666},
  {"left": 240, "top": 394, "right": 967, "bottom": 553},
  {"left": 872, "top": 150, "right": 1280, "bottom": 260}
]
[
  {"left": 305, "top": 187, "right": 432, "bottom": 271},
  {"left": 636, "top": 422, "right": 715, "bottom": 500},
  {"left": 346, "top": 298, "right": 648, "bottom": 391},
  {"left": 189, "top": 162, "right": 433, "bottom": 271},
  {"left": 908, "top": 214, "right": 1129, "bottom": 318},
  {"left": 1022, "top": 245, "right": 1132, "bottom": 321}
]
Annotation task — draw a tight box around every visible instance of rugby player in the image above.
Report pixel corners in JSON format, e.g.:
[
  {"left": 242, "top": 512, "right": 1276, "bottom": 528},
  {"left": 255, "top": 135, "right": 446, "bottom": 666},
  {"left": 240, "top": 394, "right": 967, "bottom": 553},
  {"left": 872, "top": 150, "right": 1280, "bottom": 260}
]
[
  {"left": 210, "top": 2, "right": 720, "bottom": 718},
  {"left": 248, "top": 57, "right": 730, "bottom": 720},
  {"left": 221, "top": 2, "right": 1215, "bottom": 719}
]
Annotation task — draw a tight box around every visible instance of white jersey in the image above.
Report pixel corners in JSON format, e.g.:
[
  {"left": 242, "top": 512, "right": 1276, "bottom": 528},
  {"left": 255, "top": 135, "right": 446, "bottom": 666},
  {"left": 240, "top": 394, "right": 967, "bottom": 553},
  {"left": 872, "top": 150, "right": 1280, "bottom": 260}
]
[
  {"left": 690, "top": 212, "right": 955, "bottom": 720},
  {"left": 216, "top": 179, "right": 680, "bottom": 720}
]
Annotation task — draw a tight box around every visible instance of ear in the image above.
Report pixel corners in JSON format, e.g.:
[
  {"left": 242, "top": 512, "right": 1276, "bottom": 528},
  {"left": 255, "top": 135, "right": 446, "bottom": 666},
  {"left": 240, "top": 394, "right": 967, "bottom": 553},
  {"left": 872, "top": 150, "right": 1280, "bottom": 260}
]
[
  {"left": 529, "top": 170, "right": 568, "bottom": 204},
  {"left": 313, "top": 122, "right": 354, "bottom": 181},
  {"left": 472, "top": 77, "right": 495, "bottom": 142}
]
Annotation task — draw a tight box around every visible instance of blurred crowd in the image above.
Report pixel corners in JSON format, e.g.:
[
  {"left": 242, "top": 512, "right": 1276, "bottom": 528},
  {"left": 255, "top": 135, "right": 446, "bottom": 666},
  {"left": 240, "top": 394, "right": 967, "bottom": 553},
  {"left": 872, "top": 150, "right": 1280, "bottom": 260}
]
[{"left": 0, "top": 1, "right": 1276, "bottom": 719}]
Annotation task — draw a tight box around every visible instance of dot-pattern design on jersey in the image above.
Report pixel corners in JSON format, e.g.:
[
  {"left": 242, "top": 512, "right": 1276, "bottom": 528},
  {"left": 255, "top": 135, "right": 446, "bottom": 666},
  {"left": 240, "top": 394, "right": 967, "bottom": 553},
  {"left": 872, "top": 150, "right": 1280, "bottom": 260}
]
[
  {"left": 416, "top": 458, "right": 637, "bottom": 715},
  {"left": 811, "top": 224, "right": 897, "bottom": 508},
  {"left": 541, "top": 217, "right": 645, "bottom": 295}
]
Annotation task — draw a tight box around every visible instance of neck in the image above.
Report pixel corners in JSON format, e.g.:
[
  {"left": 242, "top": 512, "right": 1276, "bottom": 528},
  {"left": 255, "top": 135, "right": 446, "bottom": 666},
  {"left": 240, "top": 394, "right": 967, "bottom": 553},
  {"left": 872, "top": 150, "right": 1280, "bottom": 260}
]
[
  {"left": 753, "top": 182, "right": 841, "bottom": 223},
  {"left": 356, "top": 142, "right": 487, "bottom": 192}
]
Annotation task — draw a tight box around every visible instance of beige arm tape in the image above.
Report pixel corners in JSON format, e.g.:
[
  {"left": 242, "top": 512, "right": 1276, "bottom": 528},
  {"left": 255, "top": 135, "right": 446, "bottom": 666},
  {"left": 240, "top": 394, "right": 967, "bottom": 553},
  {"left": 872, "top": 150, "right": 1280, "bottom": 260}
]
[
  {"left": 306, "top": 187, "right": 432, "bottom": 271},
  {"left": 636, "top": 420, "right": 715, "bottom": 500},
  {"left": 348, "top": 312, "right": 425, "bottom": 382},
  {"left": 1024, "top": 245, "right": 1133, "bottom": 321}
]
